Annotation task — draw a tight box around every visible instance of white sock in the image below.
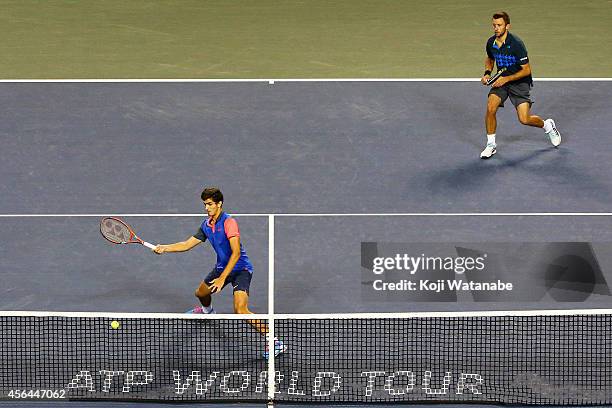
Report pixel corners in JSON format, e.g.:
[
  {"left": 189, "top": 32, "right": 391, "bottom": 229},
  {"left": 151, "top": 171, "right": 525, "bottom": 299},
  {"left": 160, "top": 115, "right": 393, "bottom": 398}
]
[
  {"left": 543, "top": 119, "right": 553, "bottom": 133},
  {"left": 487, "top": 134, "right": 496, "bottom": 145},
  {"left": 202, "top": 305, "right": 214, "bottom": 313}
]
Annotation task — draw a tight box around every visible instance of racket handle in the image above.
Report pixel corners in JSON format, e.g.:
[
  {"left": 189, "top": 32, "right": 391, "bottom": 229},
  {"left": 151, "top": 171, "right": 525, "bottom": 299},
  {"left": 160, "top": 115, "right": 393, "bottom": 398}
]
[{"left": 143, "top": 242, "right": 156, "bottom": 250}]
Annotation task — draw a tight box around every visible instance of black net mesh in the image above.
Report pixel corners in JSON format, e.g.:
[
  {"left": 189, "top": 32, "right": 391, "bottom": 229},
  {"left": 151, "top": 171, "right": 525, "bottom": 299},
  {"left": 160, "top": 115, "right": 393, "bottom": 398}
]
[
  {"left": 275, "top": 315, "right": 612, "bottom": 404},
  {"left": 1, "top": 313, "right": 611, "bottom": 404},
  {"left": 0, "top": 316, "right": 266, "bottom": 402}
]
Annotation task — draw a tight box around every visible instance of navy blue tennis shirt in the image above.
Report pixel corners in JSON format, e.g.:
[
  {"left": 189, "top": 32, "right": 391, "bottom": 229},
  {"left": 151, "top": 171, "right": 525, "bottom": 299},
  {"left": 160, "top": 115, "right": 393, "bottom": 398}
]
[{"left": 486, "top": 32, "right": 533, "bottom": 86}]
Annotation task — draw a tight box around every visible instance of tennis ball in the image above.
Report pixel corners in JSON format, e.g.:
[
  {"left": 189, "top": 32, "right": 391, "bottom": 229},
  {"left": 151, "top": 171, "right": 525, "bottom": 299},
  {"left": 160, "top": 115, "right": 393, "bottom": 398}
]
[{"left": 110, "top": 320, "right": 120, "bottom": 329}]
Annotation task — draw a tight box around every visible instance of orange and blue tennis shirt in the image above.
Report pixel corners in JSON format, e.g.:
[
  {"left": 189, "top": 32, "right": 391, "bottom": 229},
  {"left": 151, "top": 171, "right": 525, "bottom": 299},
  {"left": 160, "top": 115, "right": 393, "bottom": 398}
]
[
  {"left": 193, "top": 212, "right": 253, "bottom": 273},
  {"left": 486, "top": 32, "right": 532, "bottom": 86}
]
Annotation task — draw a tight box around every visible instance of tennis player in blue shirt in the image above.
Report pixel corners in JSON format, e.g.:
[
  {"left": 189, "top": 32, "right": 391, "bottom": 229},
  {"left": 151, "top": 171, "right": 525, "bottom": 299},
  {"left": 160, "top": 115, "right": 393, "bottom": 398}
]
[{"left": 153, "top": 187, "right": 285, "bottom": 358}]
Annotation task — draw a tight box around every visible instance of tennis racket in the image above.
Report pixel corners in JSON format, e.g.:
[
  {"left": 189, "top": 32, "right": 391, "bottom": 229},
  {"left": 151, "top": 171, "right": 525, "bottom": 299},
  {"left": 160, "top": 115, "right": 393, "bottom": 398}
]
[
  {"left": 485, "top": 67, "right": 507, "bottom": 86},
  {"left": 100, "top": 217, "right": 156, "bottom": 250}
]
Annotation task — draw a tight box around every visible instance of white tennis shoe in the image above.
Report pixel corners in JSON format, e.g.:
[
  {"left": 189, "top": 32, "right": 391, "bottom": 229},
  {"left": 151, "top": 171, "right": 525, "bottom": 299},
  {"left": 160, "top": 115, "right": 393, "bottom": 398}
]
[
  {"left": 480, "top": 143, "right": 497, "bottom": 159},
  {"left": 545, "top": 119, "right": 561, "bottom": 147}
]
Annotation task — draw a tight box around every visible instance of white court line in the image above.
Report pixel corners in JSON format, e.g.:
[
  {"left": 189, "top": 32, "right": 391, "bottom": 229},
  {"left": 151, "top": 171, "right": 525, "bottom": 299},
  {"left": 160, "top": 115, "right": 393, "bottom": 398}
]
[
  {"left": 0, "top": 78, "right": 610, "bottom": 83},
  {"left": 0, "top": 311, "right": 271, "bottom": 319},
  {"left": 2, "top": 309, "right": 611, "bottom": 318},
  {"left": 267, "top": 214, "right": 276, "bottom": 401},
  {"left": 2, "top": 213, "right": 612, "bottom": 217}
]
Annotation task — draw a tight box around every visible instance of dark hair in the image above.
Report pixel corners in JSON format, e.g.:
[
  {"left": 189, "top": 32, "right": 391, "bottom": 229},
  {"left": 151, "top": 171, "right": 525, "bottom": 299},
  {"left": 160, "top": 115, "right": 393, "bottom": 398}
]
[
  {"left": 201, "top": 187, "right": 223, "bottom": 203},
  {"left": 493, "top": 11, "right": 510, "bottom": 24}
]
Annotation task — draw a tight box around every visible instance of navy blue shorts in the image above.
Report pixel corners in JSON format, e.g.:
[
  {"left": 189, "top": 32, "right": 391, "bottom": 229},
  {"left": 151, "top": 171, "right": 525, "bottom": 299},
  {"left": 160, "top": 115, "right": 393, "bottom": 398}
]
[{"left": 204, "top": 268, "right": 252, "bottom": 294}]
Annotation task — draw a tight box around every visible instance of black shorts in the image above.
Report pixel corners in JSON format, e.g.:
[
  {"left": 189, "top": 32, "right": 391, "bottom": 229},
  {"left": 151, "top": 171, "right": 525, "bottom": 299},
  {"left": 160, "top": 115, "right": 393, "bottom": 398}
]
[
  {"left": 488, "top": 81, "right": 533, "bottom": 108},
  {"left": 204, "top": 268, "right": 252, "bottom": 294}
]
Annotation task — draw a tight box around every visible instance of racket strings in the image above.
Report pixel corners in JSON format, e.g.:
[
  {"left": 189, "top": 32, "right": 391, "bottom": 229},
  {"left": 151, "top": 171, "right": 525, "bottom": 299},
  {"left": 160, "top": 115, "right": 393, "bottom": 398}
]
[{"left": 101, "top": 219, "right": 131, "bottom": 243}]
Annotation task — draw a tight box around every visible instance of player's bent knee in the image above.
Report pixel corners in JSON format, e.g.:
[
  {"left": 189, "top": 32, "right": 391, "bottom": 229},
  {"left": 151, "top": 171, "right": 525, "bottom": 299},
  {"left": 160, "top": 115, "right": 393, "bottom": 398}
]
[
  {"left": 487, "top": 104, "right": 499, "bottom": 115},
  {"left": 195, "top": 283, "right": 211, "bottom": 298},
  {"left": 233, "top": 292, "right": 250, "bottom": 314},
  {"left": 518, "top": 115, "right": 530, "bottom": 125}
]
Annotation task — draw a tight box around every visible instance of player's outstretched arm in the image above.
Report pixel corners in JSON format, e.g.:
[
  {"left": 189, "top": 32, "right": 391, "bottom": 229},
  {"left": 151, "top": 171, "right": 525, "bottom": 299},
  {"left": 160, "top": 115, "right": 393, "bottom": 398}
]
[{"left": 154, "top": 236, "right": 202, "bottom": 254}]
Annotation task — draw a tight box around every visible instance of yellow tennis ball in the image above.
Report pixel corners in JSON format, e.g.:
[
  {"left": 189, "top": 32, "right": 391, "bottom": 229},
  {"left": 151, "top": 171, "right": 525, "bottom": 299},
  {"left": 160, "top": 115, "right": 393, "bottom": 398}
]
[{"left": 110, "top": 320, "right": 120, "bottom": 329}]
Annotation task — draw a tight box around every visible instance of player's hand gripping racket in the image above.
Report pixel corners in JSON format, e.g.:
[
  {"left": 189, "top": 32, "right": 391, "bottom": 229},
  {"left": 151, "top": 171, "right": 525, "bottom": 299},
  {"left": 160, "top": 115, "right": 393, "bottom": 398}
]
[
  {"left": 100, "top": 217, "right": 156, "bottom": 250},
  {"left": 486, "top": 67, "right": 507, "bottom": 86}
]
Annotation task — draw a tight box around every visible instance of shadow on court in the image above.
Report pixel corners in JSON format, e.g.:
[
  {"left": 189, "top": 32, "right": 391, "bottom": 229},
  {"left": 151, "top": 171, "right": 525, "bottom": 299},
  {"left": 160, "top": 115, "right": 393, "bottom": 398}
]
[{"left": 1, "top": 82, "right": 611, "bottom": 215}]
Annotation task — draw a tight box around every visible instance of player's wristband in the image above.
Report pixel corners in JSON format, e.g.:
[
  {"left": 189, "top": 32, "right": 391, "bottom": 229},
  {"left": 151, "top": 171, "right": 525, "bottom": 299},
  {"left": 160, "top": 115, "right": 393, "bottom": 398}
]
[{"left": 484, "top": 70, "right": 492, "bottom": 76}]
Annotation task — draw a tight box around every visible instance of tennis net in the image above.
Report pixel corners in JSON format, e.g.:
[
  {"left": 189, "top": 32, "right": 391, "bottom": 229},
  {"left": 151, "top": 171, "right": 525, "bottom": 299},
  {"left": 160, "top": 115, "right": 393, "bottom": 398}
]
[{"left": 1, "top": 310, "right": 611, "bottom": 405}]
